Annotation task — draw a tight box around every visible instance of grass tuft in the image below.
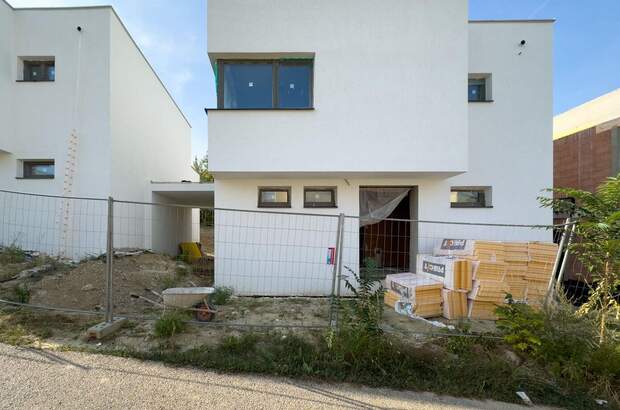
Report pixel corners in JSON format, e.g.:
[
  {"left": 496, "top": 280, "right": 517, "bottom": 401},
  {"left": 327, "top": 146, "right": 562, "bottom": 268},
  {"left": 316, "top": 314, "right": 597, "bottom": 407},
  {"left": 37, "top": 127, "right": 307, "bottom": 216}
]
[{"left": 153, "top": 310, "right": 188, "bottom": 338}]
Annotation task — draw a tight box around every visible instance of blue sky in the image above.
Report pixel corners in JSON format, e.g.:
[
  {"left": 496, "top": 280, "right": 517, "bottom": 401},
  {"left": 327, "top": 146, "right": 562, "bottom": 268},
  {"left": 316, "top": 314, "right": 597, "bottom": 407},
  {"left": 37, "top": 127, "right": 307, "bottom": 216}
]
[{"left": 8, "top": 0, "right": 620, "bottom": 159}]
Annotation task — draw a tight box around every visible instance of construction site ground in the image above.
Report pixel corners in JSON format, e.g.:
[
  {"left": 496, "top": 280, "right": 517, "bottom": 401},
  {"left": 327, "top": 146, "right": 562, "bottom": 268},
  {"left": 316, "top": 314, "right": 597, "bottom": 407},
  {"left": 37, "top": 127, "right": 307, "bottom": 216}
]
[{"left": 0, "top": 250, "right": 497, "bottom": 353}]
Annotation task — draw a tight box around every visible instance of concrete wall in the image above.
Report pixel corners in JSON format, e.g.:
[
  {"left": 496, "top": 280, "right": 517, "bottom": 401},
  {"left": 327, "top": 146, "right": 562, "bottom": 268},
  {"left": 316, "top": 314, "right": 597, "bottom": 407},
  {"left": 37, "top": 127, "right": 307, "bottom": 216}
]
[{"left": 207, "top": 0, "right": 469, "bottom": 175}]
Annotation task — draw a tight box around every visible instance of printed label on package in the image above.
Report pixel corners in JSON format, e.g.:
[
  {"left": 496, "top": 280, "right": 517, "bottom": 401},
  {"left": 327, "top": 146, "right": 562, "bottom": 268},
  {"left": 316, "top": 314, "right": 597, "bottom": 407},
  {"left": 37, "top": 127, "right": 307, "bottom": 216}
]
[
  {"left": 440, "top": 239, "right": 467, "bottom": 250},
  {"left": 422, "top": 260, "right": 446, "bottom": 277}
]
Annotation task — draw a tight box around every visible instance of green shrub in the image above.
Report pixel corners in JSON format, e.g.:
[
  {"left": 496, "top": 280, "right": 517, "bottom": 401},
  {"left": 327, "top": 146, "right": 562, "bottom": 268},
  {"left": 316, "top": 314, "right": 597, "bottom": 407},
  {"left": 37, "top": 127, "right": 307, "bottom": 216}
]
[
  {"left": 496, "top": 298, "right": 619, "bottom": 402},
  {"left": 153, "top": 310, "right": 187, "bottom": 338},
  {"left": 211, "top": 286, "right": 233, "bottom": 305},
  {"left": 13, "top": 285, "right": 30, "bottom": 304},
  {"left": 341, "top": 261, "right": 385, "bottom": 335}
]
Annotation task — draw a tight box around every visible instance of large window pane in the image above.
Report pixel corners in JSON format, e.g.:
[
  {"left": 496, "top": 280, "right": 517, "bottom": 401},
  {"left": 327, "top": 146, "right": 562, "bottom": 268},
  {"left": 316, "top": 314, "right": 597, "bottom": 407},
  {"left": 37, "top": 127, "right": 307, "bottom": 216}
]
[
  {"left": 223, "top": 63, "right": 273, "bottom": 108},
  {"left": 278, "top": 63, "right": 312, "bottom": 108}
]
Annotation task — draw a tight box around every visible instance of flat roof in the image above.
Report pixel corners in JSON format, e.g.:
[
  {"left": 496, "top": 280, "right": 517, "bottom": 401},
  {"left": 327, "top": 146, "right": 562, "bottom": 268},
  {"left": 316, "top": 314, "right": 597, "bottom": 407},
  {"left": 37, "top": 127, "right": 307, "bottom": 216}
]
[
  {"left": 554, "top": 88, "right": 620, "bottom": 140},
  {"left": 3, "top": 0, "right": 190, "bottom": 128}
]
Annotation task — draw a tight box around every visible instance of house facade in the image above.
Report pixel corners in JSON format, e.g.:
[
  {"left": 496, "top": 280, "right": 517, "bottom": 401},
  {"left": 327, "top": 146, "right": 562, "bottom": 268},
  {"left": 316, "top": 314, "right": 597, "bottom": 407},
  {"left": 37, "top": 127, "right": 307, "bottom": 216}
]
[
  {"left": 207, "top": 0, "right": 555, "bottom": 295},
  {"left": 0, "top": 2, "right": 196, "bottom": 258}
]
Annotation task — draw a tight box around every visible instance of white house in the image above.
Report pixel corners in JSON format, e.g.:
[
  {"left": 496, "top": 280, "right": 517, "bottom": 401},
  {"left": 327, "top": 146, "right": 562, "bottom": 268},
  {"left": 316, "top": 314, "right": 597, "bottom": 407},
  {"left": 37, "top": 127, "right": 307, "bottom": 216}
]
[
  {"left": 0, "top": 1, "right": 197, "bottom": 258},
  {"left": 207, "top": 0, "right": 554, "bottom": 295}
]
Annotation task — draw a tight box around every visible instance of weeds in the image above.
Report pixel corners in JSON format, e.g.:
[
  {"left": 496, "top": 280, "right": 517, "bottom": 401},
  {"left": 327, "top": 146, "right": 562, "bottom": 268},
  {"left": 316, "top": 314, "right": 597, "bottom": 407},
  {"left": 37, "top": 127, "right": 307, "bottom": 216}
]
[
  {"left": 12, "top": 285, "right": 30, "bottom": 304},
  {"left": 154, "top": 310, "right": 188, "bottom": 338},
  {"left": 159, "top": 275, "right": 178, "bottom": 290},
  {"left": 211, "top": 286, "right": 233, "bottom": 305},
  {"left": 0, "top": 245, "right": 26, "bottom": 265},
  {"left": 341, "top": 260, "right": 384, "bottom": 334}
]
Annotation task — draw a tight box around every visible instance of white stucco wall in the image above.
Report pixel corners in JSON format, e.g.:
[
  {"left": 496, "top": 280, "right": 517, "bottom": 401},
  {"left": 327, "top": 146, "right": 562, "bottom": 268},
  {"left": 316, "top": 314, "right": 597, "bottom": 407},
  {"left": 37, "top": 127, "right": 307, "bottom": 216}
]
[
  {"left": 0, "top": 0, "right": 14, "bottom": 154},
  {"left": 211, "top": 20, "right": 554, "bottom": 295},
  {"left": 0, "top": 5, "right": 194, "bottom": 258},
  {"left": 207, "top": 0, "right": 469, "bottom": 175}
]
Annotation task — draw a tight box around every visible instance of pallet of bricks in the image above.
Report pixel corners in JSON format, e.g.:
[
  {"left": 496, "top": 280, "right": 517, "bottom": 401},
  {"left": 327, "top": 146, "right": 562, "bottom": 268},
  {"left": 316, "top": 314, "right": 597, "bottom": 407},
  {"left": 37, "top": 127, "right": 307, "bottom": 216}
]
[{"left": 383, "top": 238, "right": 558, "bottom": 321}]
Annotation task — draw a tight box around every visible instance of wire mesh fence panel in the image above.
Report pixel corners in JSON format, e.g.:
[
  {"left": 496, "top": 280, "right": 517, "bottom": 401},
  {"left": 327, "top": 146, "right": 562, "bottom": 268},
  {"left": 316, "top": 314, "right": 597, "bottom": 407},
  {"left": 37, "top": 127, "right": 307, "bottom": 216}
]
[
  {"left": 0, "top": 189, "right": 108, "bottom": 314},
  {"left": 339, "top": 216, "right": 563, "bottom": 336}
]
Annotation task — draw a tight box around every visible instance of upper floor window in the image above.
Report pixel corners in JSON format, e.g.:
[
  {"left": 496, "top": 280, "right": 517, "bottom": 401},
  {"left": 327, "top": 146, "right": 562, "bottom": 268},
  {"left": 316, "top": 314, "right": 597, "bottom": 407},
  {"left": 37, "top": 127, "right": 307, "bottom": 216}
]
[
  {"left": 468, "top": 74, "right": 492, "bottom": 102},
  {"left": 218, "top": 60, "right": 313, "bottom": 109},
  {"left": 450, "top": 186, "right": 492, "bottom": 208},
  {"left": 21, "top": 160, "right": 55, "bottom": 179},
  {"left": 20, "top": 58, "right": 55, "bottom": 82}
]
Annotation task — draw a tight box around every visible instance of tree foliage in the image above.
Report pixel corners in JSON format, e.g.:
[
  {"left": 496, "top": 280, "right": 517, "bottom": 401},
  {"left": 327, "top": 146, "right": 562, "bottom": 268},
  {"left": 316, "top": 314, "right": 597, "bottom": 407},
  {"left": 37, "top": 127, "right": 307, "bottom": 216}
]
[
  {"left": 192, "top": 154, "right": 214, "bottom": 183},
  {"left": 539, "top": 174, "right": 620, "bottom": 342}
]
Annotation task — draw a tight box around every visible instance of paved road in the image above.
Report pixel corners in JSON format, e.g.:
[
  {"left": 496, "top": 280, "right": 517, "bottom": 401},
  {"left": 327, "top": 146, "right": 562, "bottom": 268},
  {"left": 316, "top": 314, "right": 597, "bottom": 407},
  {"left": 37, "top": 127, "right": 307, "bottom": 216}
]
[{"left": 0, "top": 343, "right": 538, "bottom": 409}]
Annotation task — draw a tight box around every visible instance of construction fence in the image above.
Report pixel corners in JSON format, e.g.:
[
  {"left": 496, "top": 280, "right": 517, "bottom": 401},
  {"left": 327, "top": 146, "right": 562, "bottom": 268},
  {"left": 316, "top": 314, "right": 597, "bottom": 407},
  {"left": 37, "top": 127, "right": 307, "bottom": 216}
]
[{"left": 0, "top": 188, "right": 574, "bottom": 335}]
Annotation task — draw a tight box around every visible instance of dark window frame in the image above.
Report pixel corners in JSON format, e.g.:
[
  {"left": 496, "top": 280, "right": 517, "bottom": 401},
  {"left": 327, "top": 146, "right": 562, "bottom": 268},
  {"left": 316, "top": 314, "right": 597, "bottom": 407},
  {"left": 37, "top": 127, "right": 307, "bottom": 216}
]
[
  {"left": 257, "top": 186, "right": 292, "bottom": 208},
  {"left": 22, "top": 60, "right": 55, "bottom": 82},
  {"left": 304, "top": 187, "right": 337, "bottom": 208},
  {"left": 468, "top": 78, "right": 487, "bottom": 102},
  {"left": 217, "top": 59, "right": 314, "bottom": 109},
  {"left": 22, "top": 160, "right": 55, "bottom": 179},
  {"left": 450, "top": 187, "right": 491, "bottom": 208}
]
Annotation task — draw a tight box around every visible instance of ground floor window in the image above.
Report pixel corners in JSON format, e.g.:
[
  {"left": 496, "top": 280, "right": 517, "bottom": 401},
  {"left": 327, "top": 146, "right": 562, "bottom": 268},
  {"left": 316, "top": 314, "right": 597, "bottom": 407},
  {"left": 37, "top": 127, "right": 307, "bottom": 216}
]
[
  {"left": 258, "top": 187, "right": 291, "bottom": 208},
  {"left": 450, "top": 186, "right": 492, "bottom": 208},
  {"left": 304, "top": 187, "right": 336, "bottom": 208}
]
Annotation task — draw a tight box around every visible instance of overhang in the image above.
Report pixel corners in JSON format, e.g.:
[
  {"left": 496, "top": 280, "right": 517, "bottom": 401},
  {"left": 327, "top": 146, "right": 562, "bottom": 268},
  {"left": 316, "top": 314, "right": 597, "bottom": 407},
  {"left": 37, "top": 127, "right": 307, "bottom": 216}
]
[{"left": 150, "top": 181, "right": 214, "bottom": 208}]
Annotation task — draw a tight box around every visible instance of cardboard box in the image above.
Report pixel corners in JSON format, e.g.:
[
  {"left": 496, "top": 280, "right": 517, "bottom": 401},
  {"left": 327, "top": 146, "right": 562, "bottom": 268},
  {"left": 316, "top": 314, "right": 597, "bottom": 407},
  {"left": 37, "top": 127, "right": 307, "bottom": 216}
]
[
  {"left": 384, "top": 272, "right": 443, "bottom": 305},
  {"left": 416, "top": 254, "right": 473, "bottom": 291},
  {"left": 384, "top": 289, "right": 442, "bottom": 318}
]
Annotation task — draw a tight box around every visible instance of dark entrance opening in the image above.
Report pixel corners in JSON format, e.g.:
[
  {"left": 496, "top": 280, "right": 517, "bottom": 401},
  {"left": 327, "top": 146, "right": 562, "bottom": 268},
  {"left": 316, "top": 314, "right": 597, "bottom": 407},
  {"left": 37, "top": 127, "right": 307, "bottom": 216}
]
[{"left": 359, "top": 187, "right": 416, "bottom": 279}]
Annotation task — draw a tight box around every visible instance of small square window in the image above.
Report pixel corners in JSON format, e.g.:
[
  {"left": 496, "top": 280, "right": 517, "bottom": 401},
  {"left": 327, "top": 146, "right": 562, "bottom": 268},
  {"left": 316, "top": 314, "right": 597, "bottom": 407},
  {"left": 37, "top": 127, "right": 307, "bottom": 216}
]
[
  {"left": 304, "top": 187, "right": 336, "bottom": 208},
  {"left": 258, "top": 187, "right": 291, "bottom": 208},
  {"left": 23, "top": 160, "right": 55, "bottom": 179},
  {"left": 468, "top": 74, "right": 492, "bottom": 102},
  {"left": 22, "top": 59, "right": 55, "bottom": 82},
  {"left": 450, "top": 187, "right": 491, "bottom": 208}
]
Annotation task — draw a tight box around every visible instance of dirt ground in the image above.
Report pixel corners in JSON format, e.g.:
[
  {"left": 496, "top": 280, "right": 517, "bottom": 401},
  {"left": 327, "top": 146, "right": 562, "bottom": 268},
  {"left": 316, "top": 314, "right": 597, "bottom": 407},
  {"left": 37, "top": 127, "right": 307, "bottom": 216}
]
[
  {"left": 200, "top": 225, "right": 214, "bottom": 255},
  {"left": 0, "top": 251, "right": 497, "bottom": 353}
]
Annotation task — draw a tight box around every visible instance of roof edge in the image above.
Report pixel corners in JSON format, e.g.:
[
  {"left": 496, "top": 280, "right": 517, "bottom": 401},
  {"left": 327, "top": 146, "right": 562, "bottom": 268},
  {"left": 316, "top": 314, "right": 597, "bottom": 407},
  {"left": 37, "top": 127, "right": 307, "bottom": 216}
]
[{"left": 469, "top": 19, "right": 555, "bottom": 23}]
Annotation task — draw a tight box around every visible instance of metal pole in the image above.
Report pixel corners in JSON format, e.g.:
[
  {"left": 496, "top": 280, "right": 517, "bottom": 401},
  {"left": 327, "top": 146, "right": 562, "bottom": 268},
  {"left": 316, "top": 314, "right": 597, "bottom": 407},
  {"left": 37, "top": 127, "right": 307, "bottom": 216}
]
[
  {"left": 105, "top": 196, "right": 114, "bottom": 323},
  {"left": 555, "top": 221, "right": 576, "bottom": 290},
  {"left": 546, "top": 217, "right": 571, "bottom": 297},
  {"left": 334, "top": 213, "right": 346, "bottom": 327},
  {"left": 329, "top": 213, "right": 344, "bottom": 328}
]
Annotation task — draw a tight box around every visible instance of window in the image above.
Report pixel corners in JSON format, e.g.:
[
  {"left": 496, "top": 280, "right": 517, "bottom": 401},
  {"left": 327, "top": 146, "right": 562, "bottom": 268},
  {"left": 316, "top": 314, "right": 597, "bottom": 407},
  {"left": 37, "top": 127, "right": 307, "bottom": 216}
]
[
  {"left": 219, "top": 60, "right": 313, "bottom": 109},
  {"left": 258, "top": 187, "right": 291, "bottom": 208},
  {"left": 468, "top": 74, "right": 492, "bottom": 102},
  {"left": 22, "top": 160, "right": 55, "bottom": 179},
  {"left": 304, "top": 187, "right": 336, "bottom": 208},
  {"left": 22, "top": 59, "right": 55, "bottom": 82},
  {"left": 450, "top": 187, "right": 492, "bottom": 208}
]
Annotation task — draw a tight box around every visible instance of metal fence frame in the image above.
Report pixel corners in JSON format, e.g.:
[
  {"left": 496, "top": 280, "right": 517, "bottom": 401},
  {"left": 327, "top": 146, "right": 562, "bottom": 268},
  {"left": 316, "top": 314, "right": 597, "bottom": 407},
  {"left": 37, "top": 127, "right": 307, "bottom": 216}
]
[{"left": 0, "top": 188, "right": 576, "bottom": 332}]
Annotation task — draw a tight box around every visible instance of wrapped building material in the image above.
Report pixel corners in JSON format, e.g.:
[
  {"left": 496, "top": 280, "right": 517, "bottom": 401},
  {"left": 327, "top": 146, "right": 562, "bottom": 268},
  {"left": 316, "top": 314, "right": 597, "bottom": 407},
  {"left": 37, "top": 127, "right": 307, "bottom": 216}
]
[
  {"left": 416, "top": 254, "right": 473, "bottom": 291},
  {"left": 442, "top": 289, "right": 468, "bottom": 320}
]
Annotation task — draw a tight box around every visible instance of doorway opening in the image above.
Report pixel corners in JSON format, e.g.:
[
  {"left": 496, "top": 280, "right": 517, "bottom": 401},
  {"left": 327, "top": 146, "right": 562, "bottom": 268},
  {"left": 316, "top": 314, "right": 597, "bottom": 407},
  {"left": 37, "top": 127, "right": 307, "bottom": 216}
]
[{"left": 359, "top": 187, "right": 418, "bottom": 279}]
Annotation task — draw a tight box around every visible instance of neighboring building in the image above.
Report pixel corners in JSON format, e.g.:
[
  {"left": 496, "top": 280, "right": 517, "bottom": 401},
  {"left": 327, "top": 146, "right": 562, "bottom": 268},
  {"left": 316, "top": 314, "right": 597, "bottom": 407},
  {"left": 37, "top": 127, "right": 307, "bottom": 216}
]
[
  {"left": 207, "top": 0, "right": 554, "bottom": 295},
  {"left": 0, "top": 1, "right": 196, "bottom": 258},
  {"left": 553, "top": 88, "right": 620, "bottom": 193}
]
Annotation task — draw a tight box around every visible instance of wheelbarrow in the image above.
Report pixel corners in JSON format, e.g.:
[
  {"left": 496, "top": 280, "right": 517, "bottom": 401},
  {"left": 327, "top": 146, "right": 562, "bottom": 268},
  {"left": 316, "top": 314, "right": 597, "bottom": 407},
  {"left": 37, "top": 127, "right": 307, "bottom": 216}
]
[{"left": 131, "top": 286, "right": 217, "bottom": 322}]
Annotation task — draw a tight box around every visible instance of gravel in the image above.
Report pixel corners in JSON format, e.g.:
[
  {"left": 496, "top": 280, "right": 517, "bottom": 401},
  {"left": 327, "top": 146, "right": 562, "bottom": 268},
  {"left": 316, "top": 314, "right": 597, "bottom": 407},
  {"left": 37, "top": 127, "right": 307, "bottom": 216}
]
[{"left": 0, "top": 343, "right": 541, "bottom": 410}]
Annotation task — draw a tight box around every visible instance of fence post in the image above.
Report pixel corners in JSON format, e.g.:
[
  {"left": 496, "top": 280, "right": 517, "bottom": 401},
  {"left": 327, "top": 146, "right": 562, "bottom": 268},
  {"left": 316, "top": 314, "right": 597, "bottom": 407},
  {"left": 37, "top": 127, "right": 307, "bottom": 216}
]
[
  {"left": 545, "top": 217, "right": 571, "bottom": 305},
  {"left": 329, "top": 213, "right": 345, "bottom": 328},
  {"left": 105, "top": 196, "right": 114, "bottom": 323}
]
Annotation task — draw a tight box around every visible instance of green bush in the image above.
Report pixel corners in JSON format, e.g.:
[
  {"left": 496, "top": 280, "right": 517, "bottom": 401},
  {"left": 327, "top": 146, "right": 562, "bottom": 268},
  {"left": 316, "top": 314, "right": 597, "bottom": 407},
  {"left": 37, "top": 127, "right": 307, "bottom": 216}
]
[
  {"left": 211, "top": 286, "right": 233, "bottom": 305},
  {"left": 153, "top": 310, "right": 187, "bottom": 338},
  {"left": 341, "top": 261, "right": 385, "bottom": 335},
  {"left": 496, "top": 299, "right": 619, "bottom": 402}
]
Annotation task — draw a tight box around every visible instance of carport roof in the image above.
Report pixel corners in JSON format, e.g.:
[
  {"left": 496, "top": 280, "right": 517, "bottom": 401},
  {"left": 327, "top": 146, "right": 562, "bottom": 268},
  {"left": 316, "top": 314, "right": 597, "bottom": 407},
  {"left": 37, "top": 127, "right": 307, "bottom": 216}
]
[{"left": 150, "top": 181, "right": 214, "bottom": 207}]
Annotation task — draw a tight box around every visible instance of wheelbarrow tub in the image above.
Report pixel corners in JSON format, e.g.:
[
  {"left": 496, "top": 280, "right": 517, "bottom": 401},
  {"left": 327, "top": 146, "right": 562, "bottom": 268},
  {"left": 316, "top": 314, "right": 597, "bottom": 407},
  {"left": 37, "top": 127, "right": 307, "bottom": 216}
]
[{"left": 162, "top": 287, "right": 215, "bottom": 308}]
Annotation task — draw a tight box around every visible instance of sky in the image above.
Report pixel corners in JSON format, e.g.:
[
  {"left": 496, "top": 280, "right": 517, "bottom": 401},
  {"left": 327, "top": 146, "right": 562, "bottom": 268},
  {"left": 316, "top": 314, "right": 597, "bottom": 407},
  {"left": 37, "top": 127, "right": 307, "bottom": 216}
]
[{"left": 7, "top": 0, "right": 620, "bottom": 159}]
